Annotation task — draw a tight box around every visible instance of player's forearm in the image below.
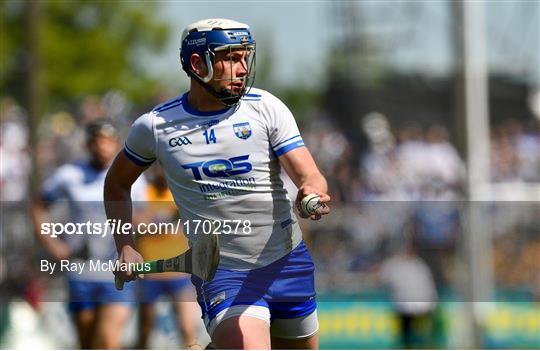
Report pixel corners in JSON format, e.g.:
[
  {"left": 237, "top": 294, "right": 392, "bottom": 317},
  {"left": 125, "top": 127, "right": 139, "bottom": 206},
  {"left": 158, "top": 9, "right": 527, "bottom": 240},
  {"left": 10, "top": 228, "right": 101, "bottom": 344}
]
[
  {"left": 31, "top": 202, "right": 71, "bottom": 260},
  {"left": 279, "top": 147, "right": 328, "bottom": 193},
  {"left": 299, "top": 172, "right": 328, "bottom": 194},
  {"left": 104, "top": 151, "right": 148, "bottom": 254},
  {"left": 104, "top": 177, "right": 136, "bottom": 253}
]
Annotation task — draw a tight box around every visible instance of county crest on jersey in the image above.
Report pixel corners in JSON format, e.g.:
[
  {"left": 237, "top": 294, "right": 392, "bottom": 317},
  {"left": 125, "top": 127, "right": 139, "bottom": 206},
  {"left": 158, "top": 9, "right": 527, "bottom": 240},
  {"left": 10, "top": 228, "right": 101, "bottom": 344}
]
[{"left": 233, "top": 122, "right": 252, "bottom": 139}]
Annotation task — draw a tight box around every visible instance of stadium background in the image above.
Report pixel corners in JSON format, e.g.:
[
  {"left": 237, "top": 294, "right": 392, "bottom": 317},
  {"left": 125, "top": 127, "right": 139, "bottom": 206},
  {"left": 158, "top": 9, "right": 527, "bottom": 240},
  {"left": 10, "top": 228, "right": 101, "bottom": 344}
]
[{"left": 1, "top": 0, "right": 539, "bottom": 349}]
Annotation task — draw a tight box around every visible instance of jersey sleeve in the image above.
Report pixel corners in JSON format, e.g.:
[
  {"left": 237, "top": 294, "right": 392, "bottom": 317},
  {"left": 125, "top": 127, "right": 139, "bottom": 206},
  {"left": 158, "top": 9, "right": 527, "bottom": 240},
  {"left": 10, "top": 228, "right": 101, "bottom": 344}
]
[
  {"left": 40, "top": 166, "right": 71, "bottom": 203},
  {"left": 263, "top": 93, "right": 305, "bottom": 157},
  {"left": 123, "top": 113, "right": 157, "bottom": 167}
]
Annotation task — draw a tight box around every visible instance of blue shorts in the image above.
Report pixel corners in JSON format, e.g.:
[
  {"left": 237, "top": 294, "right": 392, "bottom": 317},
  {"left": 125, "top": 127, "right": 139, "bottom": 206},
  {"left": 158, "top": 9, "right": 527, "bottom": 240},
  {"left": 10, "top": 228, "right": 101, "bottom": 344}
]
[
  {"left": 191, "top": 241, "right": 317, "bottom": 334},
  {"left": 139, "top": 276, "right": 193, "bottom": 304},
  {"left": 68, "top": 279, "right": 136, "bottom": 312}
]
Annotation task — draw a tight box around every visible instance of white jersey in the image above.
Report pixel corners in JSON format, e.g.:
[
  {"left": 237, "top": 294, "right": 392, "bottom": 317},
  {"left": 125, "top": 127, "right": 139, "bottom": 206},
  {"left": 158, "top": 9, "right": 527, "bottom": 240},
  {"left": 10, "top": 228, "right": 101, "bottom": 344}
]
[
  {"left": 42, "top": 161, "right": 148, "bottom": 280},
  {"left": 124, "top": 88, "right": 305, "bottom": 270}
]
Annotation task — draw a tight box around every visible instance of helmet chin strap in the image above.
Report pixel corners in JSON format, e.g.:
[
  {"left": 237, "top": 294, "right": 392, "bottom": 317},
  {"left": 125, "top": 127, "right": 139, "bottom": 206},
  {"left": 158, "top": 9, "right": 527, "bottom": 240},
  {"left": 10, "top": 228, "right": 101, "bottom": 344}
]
[
  {"left": 189, "top": 52, "right": 243, "bottom": 107},
  {"left": 192, "top": 73, "right": 243, "bottom": 107}
]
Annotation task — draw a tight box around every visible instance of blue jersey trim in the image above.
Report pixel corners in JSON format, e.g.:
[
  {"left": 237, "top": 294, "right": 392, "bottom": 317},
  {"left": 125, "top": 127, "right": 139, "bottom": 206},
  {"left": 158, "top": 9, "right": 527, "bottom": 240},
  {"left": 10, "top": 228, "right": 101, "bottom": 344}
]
[
  {"left": 155, "top": 102, "right": 182, "bottom": 113},
  {"left": 124, "top": 143, "right": 155, "bottom": 161},
  {"left": 154, "top": 98, "right": 182, "bottom": 112},
  {"left": 123, "top": 147, "right": 155, "bottom": 167},
  {"left": 272, "top": 134, "right": 301, "bottom": 149},
  {"left": 245, "top": 93, "right": 262, "bottom": 97},
  {"left": 274, "top": 140, "right": 305, "bottom": 157},
  {"left": 181, "top": 93, "right": 232, "bottom": 116}
]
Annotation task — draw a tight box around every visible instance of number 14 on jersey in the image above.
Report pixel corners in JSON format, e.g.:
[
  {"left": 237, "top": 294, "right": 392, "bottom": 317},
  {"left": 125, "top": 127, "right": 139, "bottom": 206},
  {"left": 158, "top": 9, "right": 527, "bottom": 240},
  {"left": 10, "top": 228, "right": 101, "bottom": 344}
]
[{"left": 203, "top": 129, "right": 217, "bottom": 144}]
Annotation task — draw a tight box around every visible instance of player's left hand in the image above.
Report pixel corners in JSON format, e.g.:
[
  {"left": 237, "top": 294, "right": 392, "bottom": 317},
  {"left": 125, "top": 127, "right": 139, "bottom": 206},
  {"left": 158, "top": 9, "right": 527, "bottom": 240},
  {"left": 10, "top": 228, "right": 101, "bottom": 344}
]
[{"left": 295, "top": 186, "right": 331, "bottom": 220}]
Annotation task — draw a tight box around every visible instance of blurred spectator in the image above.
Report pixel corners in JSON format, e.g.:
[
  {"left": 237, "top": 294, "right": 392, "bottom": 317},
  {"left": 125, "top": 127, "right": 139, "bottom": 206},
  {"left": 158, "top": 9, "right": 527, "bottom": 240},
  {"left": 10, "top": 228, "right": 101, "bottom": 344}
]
[
  {"left": 516, "top": 119, "right": 540, "bottom": 182},
  {"left": 422, "top": 125, "right": 465, "bottom": 194},
  {"left": 0, "top": 97, "right": 31, "bottom": 202},
  {"left": 379, "top": 244, "right": 438, "bottom": 349},
  {"left": 360, "top": 113, "right": 405, "bottom": 200},
  {"left": 491, "top": 119, "right": 540, "bottom": 182},
  {"left": 491, "top": 120, "right": 522, "bottom": 181},
  {"left": 395, "top": 121, "right": 428, "bottom": 199},
  {"left": 412, "top": 200, "right": 460, "bottom": 290}
]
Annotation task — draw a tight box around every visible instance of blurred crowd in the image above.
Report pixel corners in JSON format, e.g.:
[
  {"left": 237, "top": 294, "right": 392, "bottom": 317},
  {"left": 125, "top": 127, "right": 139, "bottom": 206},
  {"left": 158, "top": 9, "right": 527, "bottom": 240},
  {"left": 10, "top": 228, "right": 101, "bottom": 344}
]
[
  {"left": 300, "top": 110, "right": 539, "bottom": 300},
  {"left": 1, "top": 92, "right": 539, "bottom": 291},
  {"left": 491, "top": 119, "right": 540, "bottom": 182},
  {"left": 0, "top": 92, "right": 539, "bottom": 347}
]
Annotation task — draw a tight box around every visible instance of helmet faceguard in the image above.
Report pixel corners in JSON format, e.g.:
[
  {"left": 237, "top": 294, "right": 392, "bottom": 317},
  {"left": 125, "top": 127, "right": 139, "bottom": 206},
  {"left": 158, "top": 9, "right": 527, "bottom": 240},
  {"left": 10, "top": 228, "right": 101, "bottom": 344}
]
[{"left": 180, "top": 19, "right": 256, "bottom": 107}]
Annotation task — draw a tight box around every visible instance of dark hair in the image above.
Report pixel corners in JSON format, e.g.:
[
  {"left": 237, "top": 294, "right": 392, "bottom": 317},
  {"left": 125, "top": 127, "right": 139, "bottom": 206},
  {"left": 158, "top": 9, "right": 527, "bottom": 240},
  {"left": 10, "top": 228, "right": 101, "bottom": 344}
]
[{"left": 85, "top": 119, "right": 118, "bottom": 140}]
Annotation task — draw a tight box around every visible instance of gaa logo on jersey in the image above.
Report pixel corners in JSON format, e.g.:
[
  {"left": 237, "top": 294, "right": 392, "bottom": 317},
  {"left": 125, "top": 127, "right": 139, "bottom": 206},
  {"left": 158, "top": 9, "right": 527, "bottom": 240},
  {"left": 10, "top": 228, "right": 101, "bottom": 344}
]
[
  {"left": 233, "top": 122, "right": 252, "bottom": 140},
  {"left": 169, "top": 136, "right": 192, "bottom": 147}
]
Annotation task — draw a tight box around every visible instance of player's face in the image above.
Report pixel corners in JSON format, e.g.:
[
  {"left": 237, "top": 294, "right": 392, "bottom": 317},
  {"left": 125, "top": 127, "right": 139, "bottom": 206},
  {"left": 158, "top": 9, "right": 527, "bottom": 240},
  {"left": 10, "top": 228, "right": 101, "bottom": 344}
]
[
  {"left": 211, "top": 48, "right": 252, "bottom": 94},
  {"left": 87, "top": 135, "right": 118, "bottom": 168}
]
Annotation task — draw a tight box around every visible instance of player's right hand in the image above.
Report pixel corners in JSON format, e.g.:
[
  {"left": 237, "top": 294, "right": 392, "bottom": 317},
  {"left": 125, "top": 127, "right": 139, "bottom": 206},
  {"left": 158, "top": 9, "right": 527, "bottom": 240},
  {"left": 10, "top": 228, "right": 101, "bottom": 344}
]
[
  {"left": 115, "top": 245, "right": 145, "bottom": 284},
  {"left": 295, "top": 186, "right": 331, "bottom": 220}
]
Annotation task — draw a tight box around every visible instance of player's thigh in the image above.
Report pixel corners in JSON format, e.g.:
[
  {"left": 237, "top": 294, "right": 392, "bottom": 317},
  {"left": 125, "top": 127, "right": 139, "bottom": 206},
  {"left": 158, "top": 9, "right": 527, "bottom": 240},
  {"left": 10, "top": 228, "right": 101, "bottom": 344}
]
[
  {"left": 271, "top": 333, "right": 318, "bottom": 350},
  {"left": 213, "top": 315, "right": 271, "bottom": 349},
  {"left": 93, "top": 303, "right": 132, "bottom": 348}
]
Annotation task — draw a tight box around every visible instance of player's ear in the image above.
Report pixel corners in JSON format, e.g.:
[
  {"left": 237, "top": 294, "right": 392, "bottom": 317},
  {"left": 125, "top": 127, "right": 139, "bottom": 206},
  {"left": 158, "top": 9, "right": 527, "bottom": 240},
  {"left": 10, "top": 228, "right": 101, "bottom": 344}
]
[{"left": 190, "top": 54, "right": 207, "bottom": 76}]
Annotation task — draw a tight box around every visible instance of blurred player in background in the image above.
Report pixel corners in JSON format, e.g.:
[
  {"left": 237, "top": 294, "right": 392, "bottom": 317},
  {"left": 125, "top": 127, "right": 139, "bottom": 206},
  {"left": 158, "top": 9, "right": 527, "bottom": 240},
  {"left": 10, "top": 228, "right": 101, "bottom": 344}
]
[
  {"left": 105, "top": 18, "right": 330, "bottom": 349},
  {"left": 32, "top": 120, "right": 147, "bottom": 348},
  {"left": 136, "top": 165, "right": 200, "bottom": 349}
]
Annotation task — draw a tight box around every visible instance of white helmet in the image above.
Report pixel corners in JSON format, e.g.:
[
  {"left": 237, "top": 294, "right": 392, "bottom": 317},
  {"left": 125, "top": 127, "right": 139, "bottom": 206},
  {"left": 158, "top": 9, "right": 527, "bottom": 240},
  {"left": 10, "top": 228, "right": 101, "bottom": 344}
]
[{"left": 180, "top": 18, "right": 256, "bottom": 106}]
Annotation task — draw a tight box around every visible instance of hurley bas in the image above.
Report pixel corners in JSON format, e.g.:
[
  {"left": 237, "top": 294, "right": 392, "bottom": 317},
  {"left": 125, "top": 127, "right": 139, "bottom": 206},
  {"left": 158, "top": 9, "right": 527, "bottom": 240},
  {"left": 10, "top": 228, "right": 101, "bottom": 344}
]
[{"left": 41, "top": 259, "right": 150, "bottom": 275}]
